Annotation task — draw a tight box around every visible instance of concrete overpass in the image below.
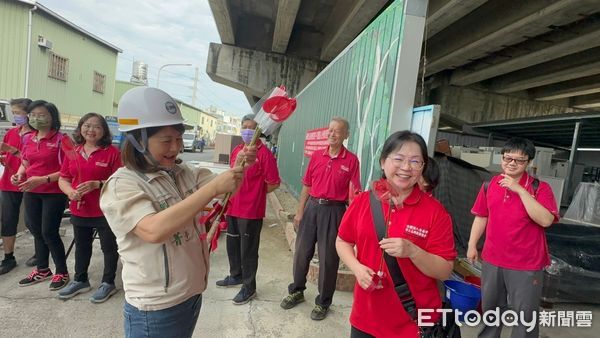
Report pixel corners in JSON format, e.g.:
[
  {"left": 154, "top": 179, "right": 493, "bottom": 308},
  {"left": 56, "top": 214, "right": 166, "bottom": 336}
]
[{"left": 207, "top": 0, "right": 600, "bottom": 125}]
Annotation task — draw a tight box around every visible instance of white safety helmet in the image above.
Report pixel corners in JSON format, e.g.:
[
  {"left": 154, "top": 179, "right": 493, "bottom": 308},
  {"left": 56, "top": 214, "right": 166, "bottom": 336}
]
[{"left": 117, "top": 86, "right": 184, "bottom": 132}]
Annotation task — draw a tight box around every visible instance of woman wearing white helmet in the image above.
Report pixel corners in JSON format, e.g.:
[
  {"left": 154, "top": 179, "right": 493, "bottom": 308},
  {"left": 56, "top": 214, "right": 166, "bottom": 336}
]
[{"left": 100, "top": 87, "right": 253, "bottom": 338}]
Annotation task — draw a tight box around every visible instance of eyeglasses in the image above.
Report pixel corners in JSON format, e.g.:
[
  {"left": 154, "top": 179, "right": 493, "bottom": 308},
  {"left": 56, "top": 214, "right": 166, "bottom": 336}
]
[
  {"left": 82, "top": 124, "right": 102, "bottom": 130},
  {"left": 502, "top": 155, "right": 529, "bottom": 165},
  {"left": 387, "top": 156, "right": 424, "bottom": 170}
]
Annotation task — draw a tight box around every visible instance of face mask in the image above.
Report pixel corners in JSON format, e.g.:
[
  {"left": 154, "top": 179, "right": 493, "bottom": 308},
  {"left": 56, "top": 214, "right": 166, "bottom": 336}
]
[
  {"left": 29, "top": 117, "right": 50, "bottom": 130},
  {"left": 240, "top": 128, "right": 255, "bottom": 144},
  {"left": 13, "top": 115, "right": 28, "bottom": 126}
]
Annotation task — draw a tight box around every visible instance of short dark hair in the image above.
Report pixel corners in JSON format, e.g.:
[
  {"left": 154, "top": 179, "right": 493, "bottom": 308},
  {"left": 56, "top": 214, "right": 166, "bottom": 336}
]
[
  {"left": 9, "top": 98, "right": 32, "bottom": 110},
  {"left": 121, "top": 124, "right": 185, "bottom": 173},
  {"left": 26, "top": 100, "right": 62, "bottom": 131},
  {"left": 422, "top": 157, "right": 440, "bottom": 191},
  {"left": 501, "top": 137, "right": 535, "bottom": 160},
  {"left": 73, "top": 113, "right": 113, "bottom": 147},
  {"left": 379, "top": 131, "right": 429, "bottom": 179}
]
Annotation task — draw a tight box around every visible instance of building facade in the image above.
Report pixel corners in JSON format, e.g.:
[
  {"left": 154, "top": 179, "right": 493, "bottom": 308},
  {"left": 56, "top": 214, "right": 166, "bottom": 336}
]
[{"left": 0, "top": 0, "right": 121, "bottom": 127}]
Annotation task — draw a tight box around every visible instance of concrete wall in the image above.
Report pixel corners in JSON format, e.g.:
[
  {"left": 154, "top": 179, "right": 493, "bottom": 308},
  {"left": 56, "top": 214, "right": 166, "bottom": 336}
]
[
  {"left": 206, "top": 43, "right": 327, "bottom": 99},
  {"left": 430, "top": 85, "right": 583, "bottom": 124}
]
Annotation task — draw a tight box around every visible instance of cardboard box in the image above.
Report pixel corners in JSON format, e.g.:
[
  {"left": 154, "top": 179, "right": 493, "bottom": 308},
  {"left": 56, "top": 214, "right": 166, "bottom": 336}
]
[{"left": 213, "top": 133, "right": 243, "bottom": 164}]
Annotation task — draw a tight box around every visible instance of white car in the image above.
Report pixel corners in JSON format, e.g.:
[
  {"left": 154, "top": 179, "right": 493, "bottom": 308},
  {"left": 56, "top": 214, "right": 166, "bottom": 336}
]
[{"left": 182, "top": 133, "right": 197, "bottom": 152}]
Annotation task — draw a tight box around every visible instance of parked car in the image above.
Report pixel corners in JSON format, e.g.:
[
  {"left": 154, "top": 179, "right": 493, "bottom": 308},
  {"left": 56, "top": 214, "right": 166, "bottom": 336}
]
[{"left": 183, "top": 132, "right": 197, "bottom": 152}]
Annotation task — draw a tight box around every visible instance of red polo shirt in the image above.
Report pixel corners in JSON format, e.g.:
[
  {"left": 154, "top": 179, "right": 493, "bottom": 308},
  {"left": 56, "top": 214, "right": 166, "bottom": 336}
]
[
  {"left": 471, "top": 173, "right": 559, "bottom": 270},
  {"left": 0, "top": 127, "right": 32, "bottom": 192},
  {"left": 338, "top": 187, "right": 456, "bottom": 337},
  {"left": 303, "top": 146, "right": 361, "bottom": 201},
  {"left": 227, "top": 140, "right": 280, "bottom": 219},
  {"left": 60, "top": 144, "right": 122, "bottom": 217},
  {"left": 21, "top": 130, "right": 66, "bottom": 194}
]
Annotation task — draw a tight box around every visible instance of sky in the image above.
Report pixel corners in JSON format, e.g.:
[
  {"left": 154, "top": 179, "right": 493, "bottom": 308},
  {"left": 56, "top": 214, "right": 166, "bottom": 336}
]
[{"left": 40, "top": 0, "right": 250, "bottom": 117}]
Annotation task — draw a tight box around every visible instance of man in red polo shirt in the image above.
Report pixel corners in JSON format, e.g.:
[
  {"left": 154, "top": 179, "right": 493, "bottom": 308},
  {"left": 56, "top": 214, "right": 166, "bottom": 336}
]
[
  {"left": 0, "top": 98, "right": 34, "bottom": 274},
  {"left": 216, "top": 114, "right": 281, "bottom": 305},
  {"left": 468, "top": 137, "right": 559, "bottom": 338},
  {"left": 280, "top": 117, "right": 361, "bottom": 320}
]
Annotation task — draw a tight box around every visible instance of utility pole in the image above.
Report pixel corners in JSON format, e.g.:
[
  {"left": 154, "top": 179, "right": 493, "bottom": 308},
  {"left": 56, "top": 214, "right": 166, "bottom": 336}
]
[{"left": 192, "top": 67, "right": 199, "bottom": 107}]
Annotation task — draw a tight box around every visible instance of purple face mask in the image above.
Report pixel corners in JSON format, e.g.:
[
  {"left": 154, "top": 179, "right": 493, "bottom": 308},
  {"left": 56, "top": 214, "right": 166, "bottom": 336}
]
[
  {"left": 240, "top": 128, "right": 255, "bottom": 144},
  {"left": 13, "top": 115, "right": 28, "bottom": 126}
]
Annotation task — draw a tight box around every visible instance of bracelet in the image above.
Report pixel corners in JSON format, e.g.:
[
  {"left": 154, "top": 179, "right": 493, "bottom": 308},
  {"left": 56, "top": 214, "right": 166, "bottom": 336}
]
[
  {"left": 98, "top": 180, "right": 104, "bottom": 189},
  {"left": 46, "top": 176, "right": 51, "bottom": 183},
  {"left": 12, "top": 150, "right": 19, "bottom": 156}
]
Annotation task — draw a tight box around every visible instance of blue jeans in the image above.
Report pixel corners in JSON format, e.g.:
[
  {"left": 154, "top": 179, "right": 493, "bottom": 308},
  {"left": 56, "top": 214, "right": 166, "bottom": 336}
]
[{"left": 124, "top": 294, "right": 202, "bottom": 338}]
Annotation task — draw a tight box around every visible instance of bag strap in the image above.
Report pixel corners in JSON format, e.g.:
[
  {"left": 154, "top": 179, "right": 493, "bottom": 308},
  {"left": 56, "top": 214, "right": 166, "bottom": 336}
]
[{"left": 369, "top": 191, "right": 418, "bottom": 321}]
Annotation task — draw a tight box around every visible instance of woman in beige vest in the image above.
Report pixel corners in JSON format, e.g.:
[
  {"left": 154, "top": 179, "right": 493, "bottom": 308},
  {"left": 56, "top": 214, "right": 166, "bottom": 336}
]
[{"left": 100, "top": 87, "right": 254, "bottom": 338}]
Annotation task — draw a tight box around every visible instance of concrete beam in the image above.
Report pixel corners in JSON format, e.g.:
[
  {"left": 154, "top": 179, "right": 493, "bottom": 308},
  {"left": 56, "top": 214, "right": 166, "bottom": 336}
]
[
  {"left": 531, "top": 75, "right": 600, "bottom": 101},
  {"left": 206, "top": 43, "right": 327, "bottom": 99},
  {"left": 571, "top": 93, "right": 600, "bottom": 108},
  {"left": 426, "top": 0, "right": 488, "bottom": 37},
  {"left": 320, "top": 0, "right": 388, "bottom": 62},
  {"left": 425, "top": 0, "right": 599, "bottom": 76},
  {"left": 450, "top": 17, "right": 600, "bottom": 86},
  {"left": 208, "top": 0, "right": 236, "bottom": 44},
  {"left": 490, "top": 47, "right": 600, "bottom": 93},
  {"left": 272, "top": 0, "right": 301, "bottom": 53},
  {"left": 429, "top": 85, "right": 582, "bottom": 124}
]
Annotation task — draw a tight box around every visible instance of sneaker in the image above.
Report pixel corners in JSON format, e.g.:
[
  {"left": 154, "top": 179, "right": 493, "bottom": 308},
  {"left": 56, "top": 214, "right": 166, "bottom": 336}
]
[
  {"left": 216, "top": 275, "right": 243, "bottom": 287},
  {"left": 310, "top": 305, "right": 329, "bottom": 321},
  {"left": 18, "top": 268, "right": 53, "bottom": 286},
  {"left": 280, "top": 291, "right": 305, "bottom": 309},
  {"left": 0, "top": 258, "right": 17, "bottom": 275},
  {"left": 57, "top": 281, "right": 91, "bottom": 299},
  {"left": 25, "top": 255, "right": 37, "bottom": 267},
  {"left": 232, "top": 287, "right": 256, "bottom": 305},
  {"left": 90, "top": 282, "right": 118, "bottom": 303},
  {"left": 49, "top": 273, "right": 70, "bottom": 291}
]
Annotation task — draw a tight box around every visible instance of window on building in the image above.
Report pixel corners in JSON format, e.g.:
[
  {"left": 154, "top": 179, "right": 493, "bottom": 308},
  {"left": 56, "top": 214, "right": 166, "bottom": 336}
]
[
  {"left": 93, "top": 71, "right": 106, "bottom": 94},
  {"left": 201, "top": 116, "right": 204, "bottom": 124},
  {"left": 48, "top": 52, "right": 69, "bottom": 81}
]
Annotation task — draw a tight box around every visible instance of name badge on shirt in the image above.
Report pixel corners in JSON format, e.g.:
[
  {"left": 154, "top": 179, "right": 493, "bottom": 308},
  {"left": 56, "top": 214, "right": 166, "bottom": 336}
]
[
  {"left": 405, "top": 224, "right": 428, "bottom": 239},
  {"left": 95, "top": 161, "right": 109, "bottom": 167},
  {"left": 340, "top": 165, "right": 350, "bottom": 172}
]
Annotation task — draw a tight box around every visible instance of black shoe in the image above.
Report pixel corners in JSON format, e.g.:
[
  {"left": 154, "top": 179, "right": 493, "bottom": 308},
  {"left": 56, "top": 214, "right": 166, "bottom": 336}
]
[
  {"left": 0, "top": 258, "right": 17, "bottom": 275},
  {"left": 25, "top": 255, "right": 37, "bottom": 267},
  {"left": 216, "top": 275, "right": 242, "bottom": 287},
  {"left": 232, "top": 287, "right": 256, "bottom": 305},
  {"left": 310, "top": 305, "right": 329, "bottom": 321},
  {"left": 280, "top": 291, "right": 305, "bottom": 309}
]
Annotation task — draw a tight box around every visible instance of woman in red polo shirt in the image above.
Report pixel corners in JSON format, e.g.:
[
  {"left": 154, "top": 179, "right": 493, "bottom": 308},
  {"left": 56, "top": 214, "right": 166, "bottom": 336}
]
[
  {"left": 13, "top": 100, "right": 70, "bottom": 290},
  {"left": 57, "top": 113, "right": 122, "bottom": 303},
  {"left": 336, "top": 131, "right": 456, "bottom": 338}
]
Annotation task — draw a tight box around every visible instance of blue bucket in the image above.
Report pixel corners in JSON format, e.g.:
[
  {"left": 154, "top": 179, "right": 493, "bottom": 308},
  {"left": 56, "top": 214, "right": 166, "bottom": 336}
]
[{"left": 443, "top": 280, "right": 481, "bottom": 321}]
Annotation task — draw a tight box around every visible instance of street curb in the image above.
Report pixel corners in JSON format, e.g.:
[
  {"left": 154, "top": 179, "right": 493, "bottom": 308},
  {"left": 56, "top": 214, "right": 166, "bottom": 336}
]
[{"left": 268, "top": 192, "right": 355, "bottom": 292}]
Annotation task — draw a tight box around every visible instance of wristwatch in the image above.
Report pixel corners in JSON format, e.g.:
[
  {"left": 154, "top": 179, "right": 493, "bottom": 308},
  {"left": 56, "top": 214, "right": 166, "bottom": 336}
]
[
  {"left": 98, "top": 180, "right": 104, "bottom": 189},
  {"left": 46, "top": 176, "right": 51, "bottom": 183}
]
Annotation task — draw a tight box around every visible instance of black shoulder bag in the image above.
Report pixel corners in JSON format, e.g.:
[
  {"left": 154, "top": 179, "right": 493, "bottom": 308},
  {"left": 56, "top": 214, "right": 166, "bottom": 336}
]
[{"left": 369, "top": 191, "right": 460, "bottom": 338}]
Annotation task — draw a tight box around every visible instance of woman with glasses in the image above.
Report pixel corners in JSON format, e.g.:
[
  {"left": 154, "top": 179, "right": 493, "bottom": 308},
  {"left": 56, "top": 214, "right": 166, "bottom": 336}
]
[
  {"left": 13, "top": 100, "right": 70, "bottom": 290},
  {"left": 57, "top": 113, "right": 122, "bottom": 303},
  {"left": 336, "top": 131, "right": 457, "bottom": 337}
]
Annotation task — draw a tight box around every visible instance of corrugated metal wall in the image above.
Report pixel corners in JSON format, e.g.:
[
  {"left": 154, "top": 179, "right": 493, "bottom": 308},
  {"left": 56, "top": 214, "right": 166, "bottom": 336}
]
[
  {"left": 26, "top": 10, "right": 118, "bottom": 123},
  {"left": 0, "top": 1, "right": 30, "bottom": 100},
  {"left": 276, "top": 0, "right": 406, "bottom": 196}
]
